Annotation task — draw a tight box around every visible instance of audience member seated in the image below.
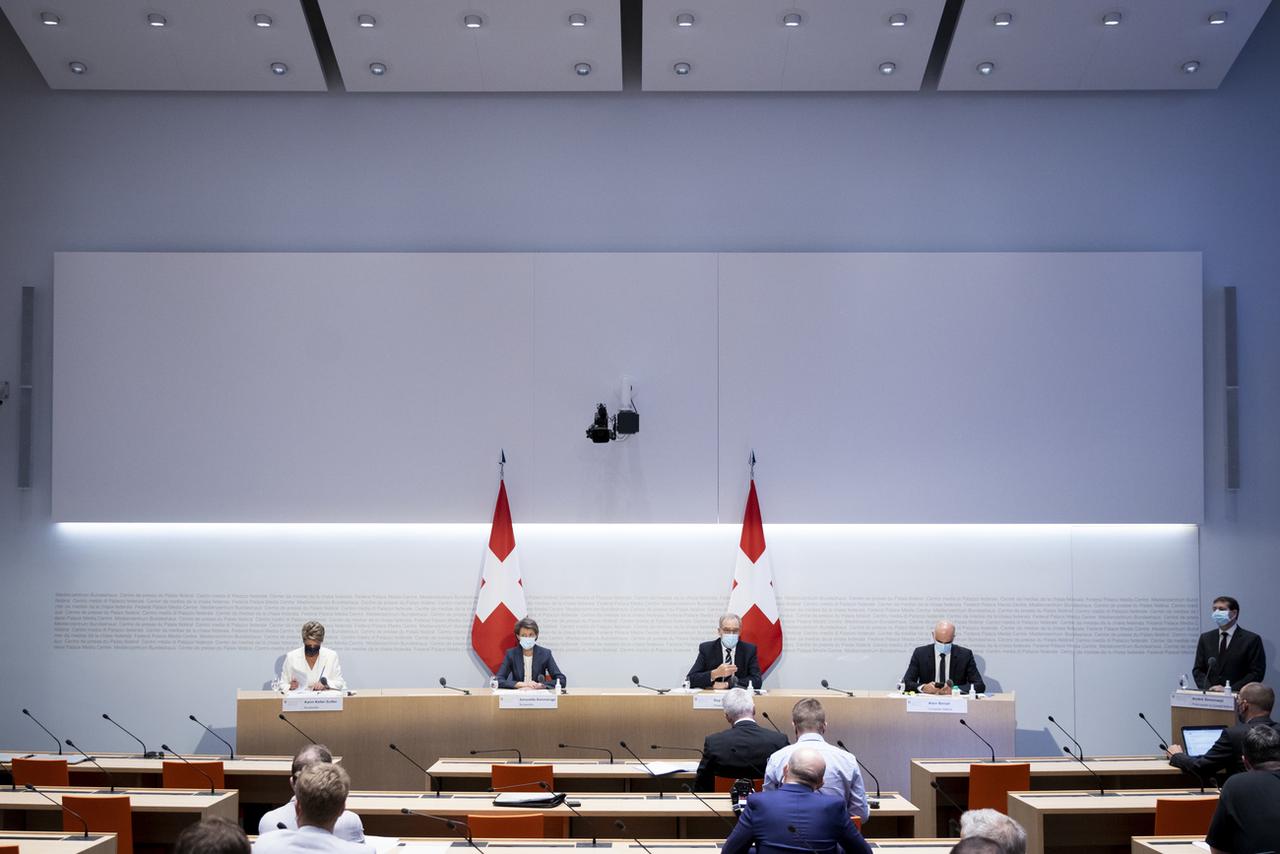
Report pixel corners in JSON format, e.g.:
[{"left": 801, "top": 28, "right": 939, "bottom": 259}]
[
  {"left": 259, "top": 745, "right": 365, "bottom": 843},
  {"left": 1206, "top": 725, "right": 1280, "bottom": 854},
  {"left": 253, "top": 764, "right": 368, "bottom": 854},
  {"left": 959, "top": 809, "right": 1027, "bottom": 854},
  {"left": 175, "top": 817, "right": 250, "bottom": 854}
]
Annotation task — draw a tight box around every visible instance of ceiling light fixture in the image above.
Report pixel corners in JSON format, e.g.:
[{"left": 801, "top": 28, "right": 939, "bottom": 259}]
[
  {"left": 356, "top": 14, "right": 375, "bottom": 28},
  {"left": 1102, "top": 12, "right": 1122, "bottom": 26},
  {"left": 782, "top": 13, "right": 802, "bottom": 27},
  {"left": 1208, "top": 11, "right": 1228, "bottom": 25},
  {"left": 369, "top": 62, "right": 387, "bottom": 75},
  {"left": 574, "top": 62, "right": 591, "bottom": 76},
  {"left": 673, "top": 61, "right": 691, "bottom": 75},
  {"left": 1181, "top": 60, "right": 1201, "bottom": 74},
  {"left": 993, "top": 12, "right": 1012, "bottom": 27},
  {"left": 68, "top": 61, "right": 86, "bottom": 74},
  {"left": 146, "top": 13, "right": 167, "bottom": 27},
  {"left": 879, "top": 61, "right": 897, "bottom": 75},
  {"left": 568, "top": 13, "right": 587, "bottom": 27},
  {"left": 253, "top": 13, "right": 273, "bottom": 27},
  {"left": 270, "top": 61, "right": 288, "bottom": 75},
  {"left": 888, "top": 13, "right": 908, "bottom": 27},
  {"left": 40, "top": 11, "right": 60, "bottom": 25},
  {"left": 675, "top": 12, "right": 695, "bottom": 27},
  {"left": 976, "top": 61, "right": 995, "bottom": 76},
  {"left": 463, "top": 14, "right": 483, "bottom": 28}
]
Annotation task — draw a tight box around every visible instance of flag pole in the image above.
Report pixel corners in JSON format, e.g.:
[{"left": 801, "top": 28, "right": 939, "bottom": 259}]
[
  {"left": 499, "top": 448, "right": 506, "bottom": 480},
  {"left": 749, "top": 449, "right": 756, "bottom": 480}
]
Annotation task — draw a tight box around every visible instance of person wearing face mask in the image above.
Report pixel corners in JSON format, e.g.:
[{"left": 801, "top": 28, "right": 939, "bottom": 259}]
[
  {"left": 687, "top": 613, "right": 763, "bottom": 690},
  {"left": 281, "top": 621, "right": 346, "bottom": 692},
  {"left": 1167, "top": 682, "right": 1277, "bottom": 781},
  {"left": 902, "top": 620, "right": 986, "bottom": 695},
  {"left": 495, "top": 617, "right": 566, "bottom": 690},
  {"left": 1192, "top": 595, "right": 1266, "bottom": 692}
]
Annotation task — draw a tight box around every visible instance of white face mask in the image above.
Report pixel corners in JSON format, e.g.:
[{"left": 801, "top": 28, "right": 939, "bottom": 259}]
[{"left": 518, "top": 636, "right": 537, "bottom": 651}]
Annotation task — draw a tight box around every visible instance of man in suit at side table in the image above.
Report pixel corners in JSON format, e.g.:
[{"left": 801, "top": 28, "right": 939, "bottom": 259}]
[
  {"left": 253, "top": 763, "right": 369, "bottom": 854},
  {"left": 695, "top": 687, "right": 788, "bottom": 791},
  {"left": 688, "top": 613, "right": 762, "bottom": 690},
  {"left": 1193, "top": 595, "right": 1266, "bottom": 692},
  {"left": 1167, "top": 681, "right": 1278, "bottom": 781},
  {"left": 722, "top": 748, "right": 872, "bottom": 854},
  {"left": 902, "top": 620, "right": 986, "bottom": 695}
]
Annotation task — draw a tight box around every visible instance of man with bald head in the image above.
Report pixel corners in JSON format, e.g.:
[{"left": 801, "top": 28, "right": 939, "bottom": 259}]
[
  {"left": 259, "top": 744, "right": 366, "bottom": 842},
  {"left": 722, "top": 749, "right": 872, "bottom": 854},
  {"left": 902, "top": 621, "right": 986, "bottom": 695},
  {"left": 1168, "top": 681, "right": 1277, "bottom": 781}
]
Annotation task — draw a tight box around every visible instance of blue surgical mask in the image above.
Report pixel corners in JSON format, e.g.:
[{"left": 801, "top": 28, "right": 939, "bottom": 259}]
[
  {"left": 519, "top": 636, "right": 537, "bottom": 651},
  {"left": 1212, "top": 609, "right": 1232, "bottom": 627},
  {"left": 721, "top": 633, "right": 740, "bottom": 649},
  {"left": 934, "top": 641, "right": 953, "bottom": 655}
]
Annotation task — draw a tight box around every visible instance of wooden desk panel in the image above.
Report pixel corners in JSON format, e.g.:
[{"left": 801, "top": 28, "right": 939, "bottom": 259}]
[
  {"left": 0, "top": 787, "right": 238, "bottom": 845},
  {"left": 0, "top": 831, "right": 116, "bottom": 854},
  {"left": 1007, "top": 790, "right": 1217, "bottom": 854},
  {"left": 1130, "top": 838, "right": 1205, "bottom": 854}
]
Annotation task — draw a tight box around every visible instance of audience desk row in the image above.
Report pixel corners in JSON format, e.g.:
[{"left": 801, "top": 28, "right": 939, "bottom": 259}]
[
  {"left": 0, "top": 831, "right": 116, "bottom": 854},
  {"left": 0, "top": 788, "right": 236, "bottom": 846}
]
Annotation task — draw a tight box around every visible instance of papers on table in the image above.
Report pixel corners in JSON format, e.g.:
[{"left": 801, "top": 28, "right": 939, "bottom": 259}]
[
  {"left": 364, "top": 836, "right": 401, "bottom": 854},
  {"left": 632, "top": 761, "right": 699, "bottom": 775},
  {"left": 493, "top": 792, "right": 561, "bottom": 806}
]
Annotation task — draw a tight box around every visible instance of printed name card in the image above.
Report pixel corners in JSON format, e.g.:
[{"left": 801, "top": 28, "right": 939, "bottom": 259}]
[
  {"left": 1170, "top": 690, "right": 1236, "bottom": 711},
  {"left": 499, "top": 691, "right": 560, "bottom": 709},
  {"left": 906, "top": 696, "right": 968, "bottom": 714},
  {"left": 282, "top": 692, "right": 344, "bottom": 712},
  {"left": 693, "top": 693, "right": 727, "bottom": 710}
]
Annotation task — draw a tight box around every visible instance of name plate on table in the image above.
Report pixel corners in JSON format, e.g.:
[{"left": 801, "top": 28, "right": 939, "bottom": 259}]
[
  {"left": 282, "top": 692, "right": 344, "bottom": 712},
  {"left": 693, "top": 693, "right": 726, "bottom": 710},
  {"left": 906, "top": 696, "right": 968, "bottom": 714},
  {"left": 1171, "top": 690, "right": 1236, "bottom": 711},
  {"left": 498, "top": 691, "right": 559, "bottom": 709}
]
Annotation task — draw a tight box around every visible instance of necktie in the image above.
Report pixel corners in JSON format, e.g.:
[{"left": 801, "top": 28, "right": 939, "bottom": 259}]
[
  {"left": 1220, "top": 632, "right": 1229, "bottom": 659},
  {"left": 724, "top": 646, "right": 733, "bottom": 666},
  {"left": 938, "top": 653, "right": 947, "bottom": 684}
]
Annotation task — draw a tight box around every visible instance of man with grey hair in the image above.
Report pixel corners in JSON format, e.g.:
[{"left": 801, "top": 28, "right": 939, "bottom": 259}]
[
  {"left": 959, "top": 809, "right": 1026, "bottom": 854},
  {"left": 694, "top": 687, "right": 787, "bottom": 791},
  {"left": 722, "top": 748, "right": 871, "bottom": 854},
  {"left": 688, "top": 613, "right": 763, "bottom": 690},
  {"left": 259, "top": 744, "right": 365, "bottom": 842},
  {"left": 253, "top": 763, "right": 367, "bottom": 854}
]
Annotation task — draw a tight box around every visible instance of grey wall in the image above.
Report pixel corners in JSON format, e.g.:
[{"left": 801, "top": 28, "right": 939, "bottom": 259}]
[{"left": 2, "top": 5, "right": 1279, "bottom": 746}]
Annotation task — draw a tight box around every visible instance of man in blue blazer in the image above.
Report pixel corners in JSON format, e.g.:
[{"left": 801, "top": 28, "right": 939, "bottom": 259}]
[
  {"left": 902, "top": 620, "right": 985, "bottom": 694},
  {"left": 722, "top": 748, "right": 872, "bottom": 854},
  {"left": 688, "top": 613, "right": 763, "bottom": 690},
  {"left": 495, "top": 617, "right": 567, "bottom": 690}
]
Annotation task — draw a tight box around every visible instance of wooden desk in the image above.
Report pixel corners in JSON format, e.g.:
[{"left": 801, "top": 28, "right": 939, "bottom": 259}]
[
  {"left": 1130, "top": 838, "right": 1207, "bottom": 854},
  {"left": 344, "top": 790, "right": 917, "bottom": 839},
  {"left": 909, "top": 756, "right": 1201, "bottom": 837},
  {"left": 1169, "top": 692, "right": 1236, "bottom": 744},
  {"left": 427, "top": 759, "right": 694, "bottom": 793},
  {"left": 237, "top": 689, "right": 1015, "bottom": 796},
  {"left": 1006, "top": 790, "right": 1218, "bottom": 854},
  {"left": 373, "top": 840, "right": 958, "bottom": 853},
  {"left": 0, "top": 787, "right": 238, "bottom": 845},
  {"left": 0, "top": 831, "right": 116, "bottom": 854}
]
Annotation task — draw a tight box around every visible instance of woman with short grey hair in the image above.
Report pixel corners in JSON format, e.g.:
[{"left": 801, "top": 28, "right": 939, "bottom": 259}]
[{"left": 280, "top": 620, "right": 346, "bottom": 692}]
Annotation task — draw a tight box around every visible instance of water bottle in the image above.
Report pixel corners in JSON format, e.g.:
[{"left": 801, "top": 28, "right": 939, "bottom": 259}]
[
  {"left": 896, "top": 681, "right": 906, "bottom": 695},
  {"left": 1225, "top": 680, "right": 1232, "bottom": 695},
  {"left": 556, "top": 678, "right": 564, "bottom": 695},
  {"left": 489, "top": 676, "right": 499, "bottom": 691},
  {"left": 1178, "top": 673, "right": 1188, "bottom": 690},
  {"left": 681, "top": 679, "right": 691, "bottom": 693},
  {"left": 968, "top": 683, "right": 976, "bottom": 699},
  {"left": 951, "top": 684, "right": 961, "bottom": 696}
]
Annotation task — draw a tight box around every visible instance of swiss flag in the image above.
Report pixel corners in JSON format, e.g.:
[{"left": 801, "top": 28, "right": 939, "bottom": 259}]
[
  {"left": 726, "top": 480, "right": 783, "bottom": 674},
  {"left": 471, "top": 479, "right": 528, "bottom": 673}
]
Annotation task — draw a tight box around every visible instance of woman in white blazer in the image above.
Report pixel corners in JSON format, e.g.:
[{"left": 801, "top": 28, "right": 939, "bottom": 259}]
[{"left": 281, "top": 621, "right": 345, "bottom": 692}]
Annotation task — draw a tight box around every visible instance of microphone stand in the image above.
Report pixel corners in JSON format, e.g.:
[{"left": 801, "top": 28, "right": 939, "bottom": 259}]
[
  {"left": 389, "top": 743, "right": 442, "bottom": 796},
  {"left": 630, "top": 676, "right": 670, "bottom": 695},
  {"left": 759, "top": 711, "right": 789, "bottom": 742},
  {"left": 835, "top": 740, "right": 882, "bottom": 807},
  {"left": 160, "top": 744, "right": 217, "bottom": 794},
  {"left": 400, "top": 808, "right": 483, "bottom": 854},
  {"left": 469, "top": 747, "right": 523, "bottom": 764},
  {"left": 619, "top": 741, "right": 680, "bottom": 799},
  {"left": 1047, "top": 716, "right": 1084, "bottom": 760},
  {"left": 1061, "top": 747, "right": 1115, "bottom": 796},
  {"left": 277, "top": 714, "right": 320, "bottom": 745},
  {"left": 614, "top": 820, "right": 654, "bottom": 854},
  {"left": 101, "top": 714, "right": 163, "bottom": 759},
  {"left": 819, "top": 679, "right": 854, "bottom": 697},
  {"left": 26, "top": 785, "right": 90, "bottom": 837},
  {"left": 64, "top": 739, "right": 117, "bottom": 792},
  {"left": 680, "top": 783, "right": 736, "bottom": 831},
  {"left": 535, "top": 781, "right": 608, "bottom": 846},
  {"left": 22, "top": 709, "right": 63, "bottom": 755},
  {"left": 557, "top": 744, "right": 614, "bottom": 764},
  {"left": 439, "top": 677, "right": 471, "bottom": 696},
  {"left": 189, "top": 715, "right": 234, "bottom": 760},
  {"left": 958, "top": 719, "right": 997, "bottom": 763},
  {"left": 929, "top": 781, "right": 963, "bottom": 837}
]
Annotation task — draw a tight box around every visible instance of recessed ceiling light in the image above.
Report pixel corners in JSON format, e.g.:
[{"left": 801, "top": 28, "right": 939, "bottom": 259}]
[
  {"left": 356, "top": 14, "right": 375, "bottom": 28},
  {"left": 1181, "top": 60, "right": 1201, "bottom": 74},
  {"left": 976, "top": 61, "right": 995, "bottom": 76},
  {"left": 782, "top": 13, "right": 802, "bottom": 27},
  {"left": 675, "top": 12, "right": 695, "bottom": 27},
  {"left": 992, "top": 12, "right": 1013, "bottom": 27},
  {"left": 574, "top": 62, "right": 591, "bottom": 76},
  {"left": 879, "top": 61, "right": 896, "bottom": 75},
  {"left": 1208, "top": 11, "right": 1228, "bottom": 25},
  {"left": 1102, "top": 12, "right": 1122, "bottom": 26},
  {"left": 568, "top": 13, "right": 587, "bottom": 27},
  {"left": 888, "top": 13, "right": 908, "bottom": 27},
  {"left": 68, "top": 61, "right": 86, "bottom": 74},
  {"left": 270, "top": 61, "right": 288, "bottom": 75},
  {"left": 369, "top": 62, "right": 387, "bottom": 76},
  {"left": 146, "top": 13, "right": 167, "bottom": 27},
  {"left": 40, "top": 11, "right": 60, "bottom": 25},
  {"left": 253, "top": 13, "right": 273, "bottom": 27},
  {"left": 463, "top": 14, "right": 483, "bottom": 28},
  {"left": 673, "top": 61, "right": 691, "bottom": 75}
]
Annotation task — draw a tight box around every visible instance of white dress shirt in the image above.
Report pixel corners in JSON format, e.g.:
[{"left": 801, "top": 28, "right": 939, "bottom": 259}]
[
  {"left": 259, "top": 799, "right": 366, "bottom": 843},
  {"left": 252, "top": 824, "right": 369, "bottom": 854},
  {"left": 281, "top": 647, "right": 346, "bottom": 691},
  {"left": 762, "top": 732, "right": 869, "bottom": 822}
]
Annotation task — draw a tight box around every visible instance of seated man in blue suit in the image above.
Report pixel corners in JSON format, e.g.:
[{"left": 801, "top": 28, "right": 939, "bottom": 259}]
[
  {"left": 495, "top": 617, "right": 567, "bottom": 690},
  {"left": 722, "top": 748, "right": 872, "bottom": 854}
]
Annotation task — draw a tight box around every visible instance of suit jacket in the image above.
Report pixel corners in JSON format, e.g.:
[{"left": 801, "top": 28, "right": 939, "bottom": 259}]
[
  {"left": 494, "top": 644, "right": 567, "bottom": 690},
  {"left": 1192, "top": 626, "right": 1266, "bottom": 690},
  {"left": 251, "top": 825, "right": 370, "bottom": 854},
  {"left": 721, "top": 783, "right": 872, "bottom": 854},
  {"left": 1170, "top": 716, "right": 1277, "bottom": 781},
  {"left": 687, "top": 639, "right": 763, "bottom": 690},
  {"left": 695, "top": 719, "right": 789, "bottom": 791},
  {"left": 902, "top": 643, "right": 985, "bottom": 694}
]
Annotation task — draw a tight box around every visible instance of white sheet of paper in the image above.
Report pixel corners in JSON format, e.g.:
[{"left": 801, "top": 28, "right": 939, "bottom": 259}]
[
  {"left": 362, "top": 836, "right": 401, "bottom": 854},
  {"left": 638, "top": 761, "right": 699, "bottom": 774}
]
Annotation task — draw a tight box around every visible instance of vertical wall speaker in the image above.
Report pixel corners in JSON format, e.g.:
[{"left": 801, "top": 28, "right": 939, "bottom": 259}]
[
  {"left": 18, "top": 286, "right": 33, "bottom": 489},
  {"left": 1224, "top": 286, "right": 1240, "bottom": 492}
]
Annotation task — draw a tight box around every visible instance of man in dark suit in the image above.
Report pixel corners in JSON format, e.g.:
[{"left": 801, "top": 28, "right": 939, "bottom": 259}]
[
  {"left": 688, "top": 613, "right": 763, "bottom": 690},
  {"left": 1168, "top": 682, "right": 1277, "bottom": 781},
  {"left": 721, "top": 748, "right": 872, "bottom": 854},
  {"left": 902, "top": 621, "right": 986, "bottom": 694},
  {"left": 694, "top": 687, "right": 789, "bottom": 791},
  {"left": 1193, "top": 595, "right": 1266, "bottom": 692}
]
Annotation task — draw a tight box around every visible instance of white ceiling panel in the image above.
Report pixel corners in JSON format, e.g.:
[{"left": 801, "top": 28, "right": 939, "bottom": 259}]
[
  {"left": 318, "top": 0, "right": 621, "bottom": 92},
  {"left": 940, "top": 0, "right": 1273, "bottom": 91},
  {"left": 642, "top": 0, "right": 947, "bottom": 92},
  {"left": 0, "top": 0, "right": 326, "bottom": 90}
]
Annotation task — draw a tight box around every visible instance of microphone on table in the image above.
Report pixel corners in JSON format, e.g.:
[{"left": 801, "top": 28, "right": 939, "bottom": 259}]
[
  {"left": 318, "top": 677, "right": 354, "bottom": 697},
  {"left": 470, "top": 747, "right": 523, "bottom": 763},
  {"left": 160, "top": 744, "right": 217, "bottom": 794},
  {"left": 680, "top": 783, "right": 736, "bottom": 831},
  {"left": 787, "top": 825, "right": 821, "bottom": 854},
  {"left": 64, "top": 739, "right": 116, "bottom": 792},
  {"left": 534, "top": 781, "right": 608, "bottom": 847},
  {"left": 1047, "top": 715, "right": 1084, "bottom": 760},
  {"left": 619, "top": 741, "right": 680, "bottom": 798},
  {"left": 759, "top": 711, "right": 789, "bottom": 742},
  {"left": 389, "top": 743, "right": 442, "bottom": 797},
  {"left": 929, "top": 781, "right": 963, "bottom": 837},
  {"left": 188, "top": 715, "right": 234, "bottom": 760},
  {"left": 649, "top": 744, "right": 704, "bottom": 756},
  {"left": 614, "top": 820, "right": 654, "bottom": 854},
  {"left": 26, "top": 784, "right": 89, "bottom": 837},
  {"left": 631, "top": 675, "right": 670, "bottom": 695},
  {"left": 22, "top": 709, "right": 63, "bottom": 755},
  {"left": 276, "top": 823, "right": 287, "bottom": 830},
  {"left": 1138, "top": 712, "right": 1172, "bottom": 753},
  {"left": 1204, "top": 657, "right": 1218, "bottom": 692},
  {"left": 835, "top": 740, "right": 881, "bottom": 805},
  {"left": 959, "top": 719, "right": 997, "bottom": 763},
  {"left": 400, "top": 809, "right": 483, "bottom": 854},
  {"left": 101, "top": 713, "right": 163, "bottom": 759},
  {"left": 1061, "top": 746, "right": 1113, "bottom": 796},
  {"left": 277, "top": 714, "right": 320, "bottom": 746},
  {"left": 820, "top": 679, "right": 854, "bottom": 697},
  {"left": 439, "top": 676, "right": 471, "bottom": 696},
  {"left": 558, "top": 743, "right": 615, "bottom": 764}
]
